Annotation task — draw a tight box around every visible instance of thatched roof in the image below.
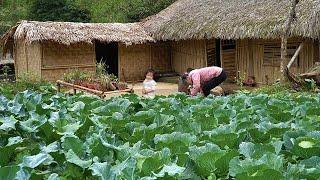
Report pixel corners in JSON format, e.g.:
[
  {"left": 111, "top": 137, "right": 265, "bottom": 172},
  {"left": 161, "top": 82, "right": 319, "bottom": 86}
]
[
  {"left": 143, "top": 0, "right": 320, "bottom": 40},
  {"left": 1, "top": 21, "right": 154, "bottom": 46}
]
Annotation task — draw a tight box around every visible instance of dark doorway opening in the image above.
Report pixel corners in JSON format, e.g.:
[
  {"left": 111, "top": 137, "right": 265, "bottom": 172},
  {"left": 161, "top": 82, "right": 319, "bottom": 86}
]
[
  {"left": 206, "top": 39, "right": 222, "bottom": 67},
  {"left": 215, "top": 39, "right": 222, "bottom": 67},
  {"left": 95, "top": 42, "right": 118, "bottom": 76}
]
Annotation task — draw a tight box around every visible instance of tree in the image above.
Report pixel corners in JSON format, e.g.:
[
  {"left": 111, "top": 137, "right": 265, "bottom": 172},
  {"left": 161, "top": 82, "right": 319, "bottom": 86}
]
[
  {"left": 0, "top": 0, "right": 30, "bottom": 35},
  {"left": 126, "top": 0, "right": 176, "bottom": 22},
  {"left": 280, "top": 0, "right": 299, "bottom": 82},
  {"left": 29, "top": 0, "right": 91, "bottom": 22},
  {"left": 72, "top": 0, "right": 176, "bottom": 23}
]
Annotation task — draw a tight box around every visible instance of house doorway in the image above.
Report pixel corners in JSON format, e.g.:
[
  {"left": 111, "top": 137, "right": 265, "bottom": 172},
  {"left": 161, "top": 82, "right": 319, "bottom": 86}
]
[
  {"left": 221, "top": 39, "right": 236, "bottom": 81},
  {"left": 206, "top": 39, "right": 221, "bottom": 67},
  {"left": 95, "top": 42, "right": 118, "bottom": 76}
]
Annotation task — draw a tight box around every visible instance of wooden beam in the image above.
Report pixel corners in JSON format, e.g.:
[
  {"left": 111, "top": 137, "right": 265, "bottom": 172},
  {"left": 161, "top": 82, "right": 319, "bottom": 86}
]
[
  {"left": 103, "top": 88, "right": 134, "bottom": 95},
  {"left": 42, "top": 64, "right": 95, "bottom": 70},
  {"left": 56, "top": 80, "right": 104, "bottom": 97},
  {"left": 287, "top": 43, "right": 304, "bottom": 69},
  {"left": 56, "top": 80, "right": 133, "bottom": 98}
]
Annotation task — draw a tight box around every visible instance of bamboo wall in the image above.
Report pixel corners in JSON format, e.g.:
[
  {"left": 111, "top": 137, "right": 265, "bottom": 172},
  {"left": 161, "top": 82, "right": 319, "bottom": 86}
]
[
  {"left": 236, "top": 38, "right": 317, "bottom": 84},
  {"left": 171, "top": 40, "right": 207, "bottom": 74},
  {"left": 14, "top": 39, "right": 42, "bottom": 78},
  {"left": 27, "top": 42, "right": 42, "bottom": 78},
  {"left": 119, "top": 43, "right": 171, "bottom": 82},
  {"left": 14, "top": 39, "right": 26, "bottom": 78},
  {"left": 41, "top": 42, "right": 96, "bottom": 81},
  {"left": 151, "top": 42, "right": 172, "bottom": 73},
  {"left": 221, "top": 40, "right": 237, "bottom": 81}
]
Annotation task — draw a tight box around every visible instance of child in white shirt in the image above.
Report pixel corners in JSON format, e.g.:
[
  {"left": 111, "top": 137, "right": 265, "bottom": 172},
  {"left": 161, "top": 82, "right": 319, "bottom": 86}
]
[{"left": 142, "top": 70, "right": 157, "bottom": 98}]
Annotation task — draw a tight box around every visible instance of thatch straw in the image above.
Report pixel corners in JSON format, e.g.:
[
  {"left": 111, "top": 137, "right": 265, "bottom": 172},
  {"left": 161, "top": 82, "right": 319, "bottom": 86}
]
[
  {"left": 0, "top": 25, "right": 18, "bottom": 55},
  {"left": 1, "top": 21, "right": 154, "bottom": 46},
  {"left": 142, "top": 0, "right": 320, "bottom": 40}
]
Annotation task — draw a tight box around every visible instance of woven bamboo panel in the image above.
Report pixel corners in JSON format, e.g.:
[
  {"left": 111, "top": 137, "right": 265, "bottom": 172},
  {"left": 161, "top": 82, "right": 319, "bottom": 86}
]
[
  {"left": 15, "top": 39, "right": 28, "bottom": 78},
  {"left": 119, "top": 44, "right": 151, "bottom": 82},
  {"left": 14, "top": 40, "right": 43, "bottom": 79},
  {"left": 235, "top": 38, "right": 317, "bottom": 84},
  {"left": 263, "top": 40, "right": 301, "bottom": 67},
  {"left": 26, "top": 42, "right": 42, "bottom": 78},
  {"left": 42, "top": 42, "right": 95, "bottom": 67},
  {"left": 41, "top": 67, "right": 95, "bottom": 82},
  {"left": 151, "top": 42, "right": 171, "bottom": 73},
  {"left": 262, "top": 38, "right": 314, "bottom": 82},
  {"left": 251, "top": 40, "right": 264, "bottom": 83},
  {"left": 172, "top": 40, "right": 206, "bottom": 74}
]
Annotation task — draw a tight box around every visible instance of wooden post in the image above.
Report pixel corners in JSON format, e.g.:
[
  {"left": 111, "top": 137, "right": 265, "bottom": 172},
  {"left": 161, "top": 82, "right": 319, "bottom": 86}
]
[{"left": 281, "top": 37, "right": 288, "bottom": 74}]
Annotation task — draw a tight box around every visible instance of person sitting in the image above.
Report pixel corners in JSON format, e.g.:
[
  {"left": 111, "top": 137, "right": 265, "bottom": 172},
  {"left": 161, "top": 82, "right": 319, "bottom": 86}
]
[{"left": 182, "top": 66, "right": 227, "bottom": 97}]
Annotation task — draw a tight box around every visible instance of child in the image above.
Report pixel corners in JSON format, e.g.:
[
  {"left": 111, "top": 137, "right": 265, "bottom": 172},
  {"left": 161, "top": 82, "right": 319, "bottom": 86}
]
[{"left": 142, "top": 69, "right": 157, "bottom": 98}]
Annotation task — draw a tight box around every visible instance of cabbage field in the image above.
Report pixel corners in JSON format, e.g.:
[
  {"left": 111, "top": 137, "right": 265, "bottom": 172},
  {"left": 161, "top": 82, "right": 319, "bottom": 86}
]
[{"left": 1, "top": 89, "right": 320, "bottom": 179}]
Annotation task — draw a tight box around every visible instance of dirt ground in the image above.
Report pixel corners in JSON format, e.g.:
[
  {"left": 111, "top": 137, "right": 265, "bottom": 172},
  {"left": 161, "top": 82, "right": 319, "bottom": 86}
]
[
  {"left": 103, "top": 82, "right": 178, "bottom": 99},
  {"left": 67, "top": 82, "right": 257, "bottom": 99}
]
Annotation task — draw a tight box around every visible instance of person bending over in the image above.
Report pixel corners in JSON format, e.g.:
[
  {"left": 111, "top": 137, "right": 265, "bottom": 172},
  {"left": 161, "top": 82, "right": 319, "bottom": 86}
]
[{"left": 183, "top": 66, "right": 227, "bottom": 97}]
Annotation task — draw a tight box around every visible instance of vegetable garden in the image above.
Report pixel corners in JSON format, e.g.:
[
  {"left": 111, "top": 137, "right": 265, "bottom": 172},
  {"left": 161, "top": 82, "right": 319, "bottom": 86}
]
[{"left": 1, "top": 87, "right": 320, "bottom": 179}]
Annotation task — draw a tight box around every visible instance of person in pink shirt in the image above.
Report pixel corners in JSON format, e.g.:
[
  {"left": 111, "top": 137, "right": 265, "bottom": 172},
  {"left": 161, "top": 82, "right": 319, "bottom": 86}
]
[{"left": 181, "top": 66, "right": 227, "bottom": 96}]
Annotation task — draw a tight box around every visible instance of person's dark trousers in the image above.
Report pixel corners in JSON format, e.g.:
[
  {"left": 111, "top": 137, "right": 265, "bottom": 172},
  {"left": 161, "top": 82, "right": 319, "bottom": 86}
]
[{"left": 202, "top": 70, "right": 227, "bottom": 96}]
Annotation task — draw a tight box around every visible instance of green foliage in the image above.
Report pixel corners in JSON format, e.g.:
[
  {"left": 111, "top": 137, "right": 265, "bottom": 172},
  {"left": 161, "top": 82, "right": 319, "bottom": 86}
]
[
  {"left": 28, "top": 0, "right": 91, "bottom": 22},
  {"left": 305, "top": 78, "right": 318, "bottom": 92},
  {"left": 0, "top": 0, "right": 31, "bottom": 35},
  {"left": 253, "top": 82, "right": 293, "bottom": 94},
  {"left": 72, "top": 0, "right": 176, "bottom": 23},
  {"left": 0, "top": 73, "right": 55, "bottom": 99},
  {"left": 63, "top": 69, "right": 92, "bottom": 84},
  {"left": 72, "top": 0, "right": 129, "bottom": 23},
  {"left": 0, "top": 88, "right": 320, "bottom": 179},
  {"left": 0, "top": 0, "right": 176, "bottom": 37},
  {"left": 126, "top": 0, "right": 176, "bottom": 22}
]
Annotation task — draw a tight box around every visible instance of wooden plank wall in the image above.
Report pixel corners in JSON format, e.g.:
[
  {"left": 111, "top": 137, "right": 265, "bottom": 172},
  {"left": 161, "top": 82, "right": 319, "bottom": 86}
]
[
  {"left": 171, "top": 40, "right": 207, "bottom": 74},
  {"left": 236, "top": 38, "right": 317, "bottom": 84}
]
